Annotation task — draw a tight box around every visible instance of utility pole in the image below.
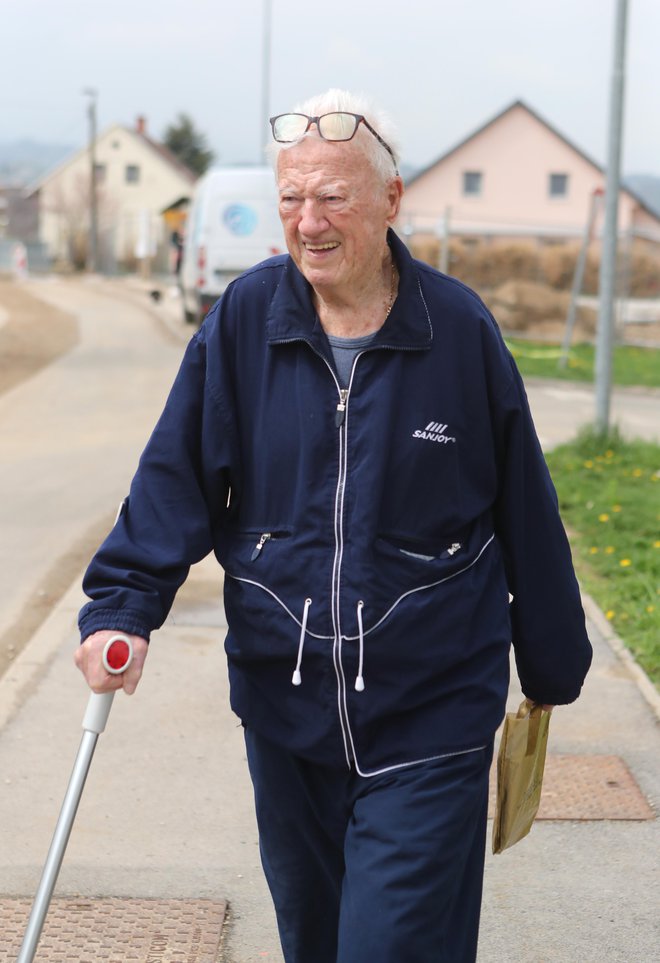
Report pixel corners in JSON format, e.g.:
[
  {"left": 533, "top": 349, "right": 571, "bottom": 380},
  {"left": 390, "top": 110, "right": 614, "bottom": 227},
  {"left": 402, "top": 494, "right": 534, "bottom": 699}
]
[
  {"left": 260, "top": 0, "right": 272, "bottom": 158},
  {"left": 83, "top": 88, "right": 98, "bottom": 272},
  {"left": 559, "top": 188, "right": 603, "bottom": 369},
  {"left": 594, "top": 0, "right": 629, "bottom": 434}
]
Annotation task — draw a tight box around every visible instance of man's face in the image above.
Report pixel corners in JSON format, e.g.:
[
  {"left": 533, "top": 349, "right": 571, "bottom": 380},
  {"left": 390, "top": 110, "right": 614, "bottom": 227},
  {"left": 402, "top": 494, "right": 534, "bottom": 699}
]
[{"left": 276, "top": 136, "right": 402, "bottom": 299}]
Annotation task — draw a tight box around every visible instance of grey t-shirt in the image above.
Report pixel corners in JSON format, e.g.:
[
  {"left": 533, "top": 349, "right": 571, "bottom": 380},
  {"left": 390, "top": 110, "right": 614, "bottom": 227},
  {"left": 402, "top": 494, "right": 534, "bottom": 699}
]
[{"left": 327, "top": 332, "right": 377, "bottom": 388}]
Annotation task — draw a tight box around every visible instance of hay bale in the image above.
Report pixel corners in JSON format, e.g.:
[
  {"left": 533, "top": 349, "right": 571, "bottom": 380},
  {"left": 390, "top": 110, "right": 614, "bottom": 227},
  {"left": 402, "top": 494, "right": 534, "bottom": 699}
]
[{"left": 488, "top": 280, "right": 596, "bottom": 334}]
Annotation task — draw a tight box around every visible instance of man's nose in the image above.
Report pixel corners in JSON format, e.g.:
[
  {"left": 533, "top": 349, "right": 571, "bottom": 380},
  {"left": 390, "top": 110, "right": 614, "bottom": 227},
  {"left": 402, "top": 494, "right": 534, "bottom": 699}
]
[{"left": 299, "top": 200, "right": 328, "bottom": 235}]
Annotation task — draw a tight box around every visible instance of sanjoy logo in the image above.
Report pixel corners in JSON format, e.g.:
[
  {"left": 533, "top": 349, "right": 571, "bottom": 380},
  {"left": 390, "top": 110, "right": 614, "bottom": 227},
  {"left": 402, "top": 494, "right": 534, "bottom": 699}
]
[
  {"left": 223, "top": 203, "right": 258, "bottom": 236},
  {"left": 412, "top": 421, "right": 456, "bottom": 445}
]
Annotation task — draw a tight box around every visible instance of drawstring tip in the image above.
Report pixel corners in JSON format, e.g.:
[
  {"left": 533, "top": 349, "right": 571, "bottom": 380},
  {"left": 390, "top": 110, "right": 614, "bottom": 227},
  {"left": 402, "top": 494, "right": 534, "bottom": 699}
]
[
  {"left": 292, "top": 670, "right": 302, "bottom": 686},
  {"left": 354, "top": 676, "right": 365, "bottom": 692}
]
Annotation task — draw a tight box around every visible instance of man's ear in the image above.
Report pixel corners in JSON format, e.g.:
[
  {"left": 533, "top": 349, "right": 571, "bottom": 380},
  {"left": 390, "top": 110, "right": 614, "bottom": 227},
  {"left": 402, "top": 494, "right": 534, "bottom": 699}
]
[{"left": 386, "top": 175, "right": 404, "bottom": 224}]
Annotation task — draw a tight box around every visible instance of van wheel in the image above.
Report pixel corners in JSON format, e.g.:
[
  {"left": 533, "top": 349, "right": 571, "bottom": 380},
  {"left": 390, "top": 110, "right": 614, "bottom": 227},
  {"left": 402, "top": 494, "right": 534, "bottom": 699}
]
[{"left": 184, "top": 308, "right": 196, "bottom": 324}]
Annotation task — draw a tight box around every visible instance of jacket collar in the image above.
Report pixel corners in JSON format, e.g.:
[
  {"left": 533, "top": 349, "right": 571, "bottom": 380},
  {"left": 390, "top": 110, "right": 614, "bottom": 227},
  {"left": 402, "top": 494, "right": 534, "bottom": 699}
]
[{"left": 266, "top": 229, "right": 433, "bottom": 353}]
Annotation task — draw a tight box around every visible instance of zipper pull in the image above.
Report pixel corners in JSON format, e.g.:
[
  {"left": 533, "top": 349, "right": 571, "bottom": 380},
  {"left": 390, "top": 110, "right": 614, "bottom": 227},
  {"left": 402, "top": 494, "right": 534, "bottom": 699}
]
[
  {"left": 251, "top": 532, "right": 271, "bottom": 561},
  {"left": 335, "top": 389, "right": 348, "bottom": 428}
]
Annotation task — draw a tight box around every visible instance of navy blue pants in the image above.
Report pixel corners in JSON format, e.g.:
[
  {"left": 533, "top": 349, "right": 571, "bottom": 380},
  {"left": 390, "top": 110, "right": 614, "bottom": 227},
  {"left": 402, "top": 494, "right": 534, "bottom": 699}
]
[{"left": 244, "top": 729, "right": 493, "bottom": 963}]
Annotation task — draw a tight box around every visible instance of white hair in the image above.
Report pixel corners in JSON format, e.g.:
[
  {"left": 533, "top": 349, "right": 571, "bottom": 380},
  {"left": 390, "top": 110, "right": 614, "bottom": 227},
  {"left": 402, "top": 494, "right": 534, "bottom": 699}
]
[{"left": 266, "top": 88, "right": 401, "bottom": 184}]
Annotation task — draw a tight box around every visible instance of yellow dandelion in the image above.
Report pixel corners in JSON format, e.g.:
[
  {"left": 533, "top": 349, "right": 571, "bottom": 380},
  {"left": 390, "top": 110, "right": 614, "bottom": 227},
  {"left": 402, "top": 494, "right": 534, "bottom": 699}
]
[
  {"left": 605, "top": 546, "right": 615, "bottom": 554},
  {"left": 653, "top": 541, "right": 660, "bottom": 549},
  {"left": 647, "top": 605, "right": 655, "bottom": 614},
  {"left": 612, "top": 505, "right": 622, "bottom": 513},
  {"left": 584, "top": 460, "right": 594, "bottom": 469},
  {"left": 605, "top": 450, "right": 614, "bottom": 458},
  {"left": 605, "top": 610, "right": 616, "bottom": 620},
  {"left": 589, "top": 547, "right": 599, "bottom": 554},
  {"left": 619, "top": 558, "right": 632, "bottom": 567},
  {"left": 632, "top": 468, "right": 643, "bottom": 478},
  {"left": 598, "top": 513, "right": 610, "bottom": 522}
]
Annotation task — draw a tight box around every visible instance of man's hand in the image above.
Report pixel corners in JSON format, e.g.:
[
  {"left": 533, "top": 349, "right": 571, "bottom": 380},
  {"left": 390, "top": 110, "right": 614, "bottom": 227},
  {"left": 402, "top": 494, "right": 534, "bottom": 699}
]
[{"left": 74, "top": 631, "right": 149, "bottom": 695}]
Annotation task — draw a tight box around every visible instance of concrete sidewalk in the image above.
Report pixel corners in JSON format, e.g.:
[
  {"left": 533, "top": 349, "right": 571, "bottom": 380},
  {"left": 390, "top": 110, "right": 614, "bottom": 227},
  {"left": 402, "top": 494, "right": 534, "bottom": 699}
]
[{"left": 0, "top": 550, "right": 658, "bottom": 962}]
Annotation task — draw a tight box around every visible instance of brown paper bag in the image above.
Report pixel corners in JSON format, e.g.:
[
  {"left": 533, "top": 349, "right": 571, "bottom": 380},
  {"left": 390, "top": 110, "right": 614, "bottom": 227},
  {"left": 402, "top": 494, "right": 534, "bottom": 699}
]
[{"left": 492, "top": 698, "right": 551, "bottom": 854}]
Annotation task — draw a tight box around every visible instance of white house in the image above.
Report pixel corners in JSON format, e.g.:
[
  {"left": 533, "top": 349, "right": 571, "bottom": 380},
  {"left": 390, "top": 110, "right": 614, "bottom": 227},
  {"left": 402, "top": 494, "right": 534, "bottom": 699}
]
[
  {"left": 400, "top": 100, "right": 660, "bottom": 246},
  {"left": 29, "top": 117, "right": 197, "bottom": 270}
]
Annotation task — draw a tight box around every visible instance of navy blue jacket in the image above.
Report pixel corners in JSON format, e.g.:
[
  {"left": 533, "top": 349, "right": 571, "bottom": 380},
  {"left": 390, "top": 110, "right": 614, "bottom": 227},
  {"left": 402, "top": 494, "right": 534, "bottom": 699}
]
[{"left": 79, "top": 230, "right": 592, "bottom": 775}]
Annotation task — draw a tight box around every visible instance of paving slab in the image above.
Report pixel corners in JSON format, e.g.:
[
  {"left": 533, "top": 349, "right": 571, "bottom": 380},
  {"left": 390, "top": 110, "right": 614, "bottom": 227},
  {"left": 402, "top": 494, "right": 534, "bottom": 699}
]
[{"left": 1, "top": 897, "right": 227, "bottom": 962}]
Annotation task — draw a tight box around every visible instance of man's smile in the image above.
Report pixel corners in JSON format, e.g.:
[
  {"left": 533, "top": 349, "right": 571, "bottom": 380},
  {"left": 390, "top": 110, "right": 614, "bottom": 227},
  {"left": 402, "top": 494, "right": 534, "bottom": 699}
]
[{"left": 304, "top": 242, "right": 340, "bottom": 252}]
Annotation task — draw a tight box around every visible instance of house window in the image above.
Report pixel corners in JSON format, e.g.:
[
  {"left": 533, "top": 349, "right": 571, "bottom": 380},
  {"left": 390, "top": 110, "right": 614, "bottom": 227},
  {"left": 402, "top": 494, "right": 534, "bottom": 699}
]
[
  {"left": 549, "top": 173, "right": 568, "bottom": 197},
  {"left": 94, "top": 163, "right": 106, "bottom": 184},
  {"left": 125, "top": 164, "right": 140, "bottom": 184},
  {"left": 463, "top": 171, "right": 482, "bottom": 196}
]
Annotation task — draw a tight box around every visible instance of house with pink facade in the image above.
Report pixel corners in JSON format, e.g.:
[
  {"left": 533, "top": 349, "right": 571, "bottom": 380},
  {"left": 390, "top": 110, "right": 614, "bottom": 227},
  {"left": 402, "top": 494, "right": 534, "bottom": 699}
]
[{"left": 400, "top": 100, "right": 660, "bottom": 246}]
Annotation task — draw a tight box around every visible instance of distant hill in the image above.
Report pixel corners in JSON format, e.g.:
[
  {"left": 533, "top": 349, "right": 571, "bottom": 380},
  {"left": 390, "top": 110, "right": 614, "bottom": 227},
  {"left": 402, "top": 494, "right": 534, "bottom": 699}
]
[
  {"left": 625, "top": 174, "right": 660, "bottom": 218},
  {"left": 0, "top": 139, "right": 75, "bottom": 187}
]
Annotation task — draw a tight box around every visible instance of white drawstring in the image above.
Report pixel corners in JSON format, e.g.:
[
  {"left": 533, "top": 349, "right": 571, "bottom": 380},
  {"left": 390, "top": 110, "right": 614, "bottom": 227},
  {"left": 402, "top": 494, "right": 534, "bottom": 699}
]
[
  {"left": 291, "top": 597, "right": 312, "bottom": 686},
  {"left": 355, "top": 600, "right": 365, "bottom": 692}
]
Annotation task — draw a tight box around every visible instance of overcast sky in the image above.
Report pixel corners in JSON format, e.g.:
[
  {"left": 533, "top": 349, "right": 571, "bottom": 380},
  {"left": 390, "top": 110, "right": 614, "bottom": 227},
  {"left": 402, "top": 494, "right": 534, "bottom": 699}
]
[{"left": 1, "top": 0, "right": 658, "bottom": 177}]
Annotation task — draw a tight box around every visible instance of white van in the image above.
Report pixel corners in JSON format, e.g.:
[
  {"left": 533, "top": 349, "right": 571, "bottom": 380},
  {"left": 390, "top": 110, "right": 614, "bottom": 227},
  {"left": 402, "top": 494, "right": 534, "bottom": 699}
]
[{"left": 180, "top": 165, "right": 285, "bottom": 324}]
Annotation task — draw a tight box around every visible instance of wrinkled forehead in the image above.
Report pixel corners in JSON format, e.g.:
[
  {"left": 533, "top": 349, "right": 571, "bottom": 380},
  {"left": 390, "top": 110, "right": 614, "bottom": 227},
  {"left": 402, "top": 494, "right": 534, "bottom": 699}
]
[{"left": 276, "top": 134, "right": 375, "bottom": 186}]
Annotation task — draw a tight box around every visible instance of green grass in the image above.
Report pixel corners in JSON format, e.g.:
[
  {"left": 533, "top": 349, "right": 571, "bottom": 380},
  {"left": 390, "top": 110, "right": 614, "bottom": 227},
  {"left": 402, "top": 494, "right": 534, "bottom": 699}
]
[
  {"left": 545, "top": 428, "right": 660, "bottom": 686},
  {"left": 505, "top": 338, "right": 660, "bottom": 388}
]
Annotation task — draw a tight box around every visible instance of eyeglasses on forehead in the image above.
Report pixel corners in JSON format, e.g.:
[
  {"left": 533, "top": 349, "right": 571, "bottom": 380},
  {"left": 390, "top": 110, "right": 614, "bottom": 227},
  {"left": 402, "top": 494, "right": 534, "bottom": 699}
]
[{"left": 269, "top": 111, "right": 398, "bottom": 171}]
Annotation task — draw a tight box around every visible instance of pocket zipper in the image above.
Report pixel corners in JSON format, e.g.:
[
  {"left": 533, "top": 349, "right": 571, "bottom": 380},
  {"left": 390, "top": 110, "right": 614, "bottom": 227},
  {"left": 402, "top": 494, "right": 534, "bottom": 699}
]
[
  {"left": 251, "top": 532, "right": 272, "bottom": 561},
  {"left": 399, "top": 541, "right": 462, "bottom": 561},
  {"left": 250, "top": 531, "right": 292, "bottom": 561}
]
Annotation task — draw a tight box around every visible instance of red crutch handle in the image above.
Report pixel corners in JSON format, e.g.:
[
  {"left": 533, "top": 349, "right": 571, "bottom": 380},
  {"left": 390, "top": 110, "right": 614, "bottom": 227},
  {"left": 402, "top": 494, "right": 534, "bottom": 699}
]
[{"left": 102, "top": 633, "right": 133, "bottom": 674}]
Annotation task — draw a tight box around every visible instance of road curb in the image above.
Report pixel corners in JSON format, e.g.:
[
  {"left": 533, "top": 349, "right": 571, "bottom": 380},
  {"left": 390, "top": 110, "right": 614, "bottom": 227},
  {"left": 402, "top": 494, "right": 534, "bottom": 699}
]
[
  {"left": 582, "top": 592, "right": 660, "bottom": 723},
  {"left": 0, "top": 571, "right": 83, "bottom": 732}
]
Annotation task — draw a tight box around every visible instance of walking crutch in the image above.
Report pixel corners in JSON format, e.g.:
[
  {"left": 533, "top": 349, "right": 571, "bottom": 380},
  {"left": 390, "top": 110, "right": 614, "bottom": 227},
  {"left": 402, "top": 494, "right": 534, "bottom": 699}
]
[{"left": 16, "top": 633, "right": 134, "bottom": 962}]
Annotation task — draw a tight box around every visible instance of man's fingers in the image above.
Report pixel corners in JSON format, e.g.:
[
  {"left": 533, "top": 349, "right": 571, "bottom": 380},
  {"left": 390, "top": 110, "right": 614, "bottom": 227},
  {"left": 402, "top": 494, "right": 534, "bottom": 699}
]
[
  {"left": 122, "top": 661, "right": 143, "bottom": 696},
  {"left": 75, "top": 631, "right": 148, "bottom": 694}
]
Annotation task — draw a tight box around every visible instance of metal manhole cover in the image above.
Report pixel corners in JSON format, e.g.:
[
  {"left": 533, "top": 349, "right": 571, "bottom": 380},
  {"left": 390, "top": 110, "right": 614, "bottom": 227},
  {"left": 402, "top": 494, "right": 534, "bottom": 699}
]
[
  {"left": 489, "top": 753, "right": 655, "bottom": 820},
  {"left": 0, "top": 897, "right": 227, "bottom": 962}
]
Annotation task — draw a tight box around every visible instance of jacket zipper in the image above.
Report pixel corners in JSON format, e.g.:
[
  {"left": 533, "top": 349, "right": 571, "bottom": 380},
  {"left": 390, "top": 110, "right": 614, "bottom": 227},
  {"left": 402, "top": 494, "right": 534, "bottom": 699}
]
[
  {"left": 335, "top": 389, "right": 348, "bottom": 427},
  {"left": 277, "top": 337, "right": 356, "bottom": 767},
  {"left": 273, "top": 338, "right": 388, "bottom": 768},
  {"left": 328, "top": 355, "right": 367, "bottom": 768}
]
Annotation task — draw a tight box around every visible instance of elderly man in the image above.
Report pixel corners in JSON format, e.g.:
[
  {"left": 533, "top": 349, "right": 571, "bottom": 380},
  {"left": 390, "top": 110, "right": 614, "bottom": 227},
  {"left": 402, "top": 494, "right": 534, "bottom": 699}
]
[{"left": 76, "top": 89, "right": 592, "bottom": 962}]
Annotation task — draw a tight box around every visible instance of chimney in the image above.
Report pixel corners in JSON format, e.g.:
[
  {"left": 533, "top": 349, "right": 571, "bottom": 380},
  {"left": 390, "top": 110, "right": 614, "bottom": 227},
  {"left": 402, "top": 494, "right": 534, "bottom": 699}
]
[{"left": 136, "top": 116, "right": 146, "bottom": 135}]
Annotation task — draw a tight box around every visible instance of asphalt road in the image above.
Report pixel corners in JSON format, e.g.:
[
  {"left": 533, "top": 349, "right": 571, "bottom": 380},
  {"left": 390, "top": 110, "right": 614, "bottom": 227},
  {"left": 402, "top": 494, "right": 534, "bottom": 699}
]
[{"left": 0, "top": 277, "right": 185, "bottom": 666}]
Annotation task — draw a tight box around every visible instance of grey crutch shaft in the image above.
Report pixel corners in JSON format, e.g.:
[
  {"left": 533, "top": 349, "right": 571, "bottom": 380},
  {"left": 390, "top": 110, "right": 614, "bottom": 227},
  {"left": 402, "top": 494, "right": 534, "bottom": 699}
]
[
  {"left": 17, "top": 725, "right": 103, "bottom": 962},
  {"left": 16, "top": 634, "right": 132, "bottom": 962}
]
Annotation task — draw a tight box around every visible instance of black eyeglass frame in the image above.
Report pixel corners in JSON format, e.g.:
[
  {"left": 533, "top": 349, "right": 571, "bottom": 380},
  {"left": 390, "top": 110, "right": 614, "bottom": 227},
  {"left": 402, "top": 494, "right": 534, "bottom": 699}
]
[{"left": 269, "top": 112, "right": 398, "bottom": 172}]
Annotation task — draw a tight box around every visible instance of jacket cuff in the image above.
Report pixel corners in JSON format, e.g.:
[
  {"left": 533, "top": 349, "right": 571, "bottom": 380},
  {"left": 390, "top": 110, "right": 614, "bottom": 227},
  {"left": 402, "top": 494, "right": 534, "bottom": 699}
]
[
  {"left": 78, "top": 606, "right": 152, "bottom": 644},
  {"left": 520, "top": 680, "right": 585, "bottom": 706}
]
